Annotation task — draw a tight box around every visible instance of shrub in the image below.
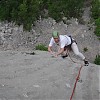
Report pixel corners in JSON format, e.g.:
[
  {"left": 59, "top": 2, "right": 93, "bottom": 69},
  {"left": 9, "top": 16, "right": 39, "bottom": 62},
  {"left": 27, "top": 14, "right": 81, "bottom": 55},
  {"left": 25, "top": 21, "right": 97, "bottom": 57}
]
[
  {"left": 83, "top": 47, "right": 88, "bottom": 52},
  {"left": 0, "top": 0, "right": 41, "bottom": 30},
  {"left": 48, "top": 0, "right": 84, "bottom": 22},
  {"left": 36, "top": 44, "right": 48, "bottom": 51},
  {"left": 94, "top": 26, "right": 100, "bottom": 36},
  {"left": 95, "top": 18, "right": 100, "bottom": 26},
  {"left": 94, "top": 55, "right": 100, "bottom": 65},
  {"left": 91, "top": 0, "right": 100, "bottom": 38},
  {"left": 94, "top": 18, "right": 100, "bottom": 36},
  {"left": 0, "top": 0, "right": 85, "bottom": 30},
  {"left": 91, "top": 0, "right": 100, "bottom": 19}
]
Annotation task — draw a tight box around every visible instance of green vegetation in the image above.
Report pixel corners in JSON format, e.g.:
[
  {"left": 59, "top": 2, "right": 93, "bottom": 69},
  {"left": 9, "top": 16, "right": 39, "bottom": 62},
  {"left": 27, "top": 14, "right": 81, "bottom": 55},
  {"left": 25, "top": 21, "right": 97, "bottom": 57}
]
[
  {"left": 95, "top": 26, "right": 100, "bottom": 37},
  {"left": 0, "top": 0, "right": 85, "bottom": 30},
  {"left": 91, "top": 0, "right": 100, "bottom": 63},
  {"left": 91, "top": 0, "right": 100, "bottom": 19},
  {"left": 48, "top": 0, "right": 84, "bottom": 22},
  {"left": 0, "top": 0, "right": 41, "bottom": 30},
  {"left": 94, "top": 18, "right": 100, "bottom": 37},
  {"left": 83, "top": 47, "right": 88, "bottom": 52},
  {"left": 95, "top": 18, "right": 100, "bottom": 26},
  {"left": 36, "top": 44, "right": 48, "bottom": 51},
  {"left": 91, "top": 0, "right": 100, "bottom": 37},
  {"left": 94, "top": 55, "right": 100, "bottom": 65}
]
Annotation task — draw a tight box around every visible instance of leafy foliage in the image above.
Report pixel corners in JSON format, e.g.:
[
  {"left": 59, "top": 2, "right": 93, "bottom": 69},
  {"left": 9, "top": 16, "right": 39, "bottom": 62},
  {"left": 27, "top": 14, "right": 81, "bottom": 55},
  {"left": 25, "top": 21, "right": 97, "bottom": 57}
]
[
  {"left": 0, "top": 0, "right": 41, "bottom": 30},
  {"left": 47, "top": 0, "right": 84, "bottom": 22},
  {"left": 36, "top": 44, "right": 48, "bottom": 51},
  {"left": 94, "top": 16, "right": 100, "bottom": 36},
  {"left": 0, "top": 0, "right": 85, "bottom": 30},
  {"left": 91, "top": 0, "right": 100, "bottom": 19},
  {"left": 94, "top": 55, "right": 100, "bottom": 65},
  {"left": 91, "top": 0, "right": 100, "bottom": 37},
  {"left": 95, "top": 18, "right": 100, "bottom": 26},
  {"left": 95, "top": 26, "right": 100, "bottom": 36},
  {"left": 83, "top": 47, "right": 88, "bottom": 52}
]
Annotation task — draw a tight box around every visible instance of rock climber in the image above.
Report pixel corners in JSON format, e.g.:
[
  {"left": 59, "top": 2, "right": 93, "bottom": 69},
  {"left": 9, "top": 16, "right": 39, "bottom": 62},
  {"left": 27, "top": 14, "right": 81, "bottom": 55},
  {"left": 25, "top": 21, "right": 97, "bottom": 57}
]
[{"left": 48, "top": 31, "right": 89, "bottom": 66}]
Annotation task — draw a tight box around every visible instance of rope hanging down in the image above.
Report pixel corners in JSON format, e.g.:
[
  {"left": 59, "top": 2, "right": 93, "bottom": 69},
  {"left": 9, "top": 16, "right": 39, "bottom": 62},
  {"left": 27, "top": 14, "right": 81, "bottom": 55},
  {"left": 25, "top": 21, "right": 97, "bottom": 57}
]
[
  {"left": 70, "top": 65, "right": 83, "bottom": 100},
  {"left": 68, "top": 51, "right": 83, "bottom": 100}
]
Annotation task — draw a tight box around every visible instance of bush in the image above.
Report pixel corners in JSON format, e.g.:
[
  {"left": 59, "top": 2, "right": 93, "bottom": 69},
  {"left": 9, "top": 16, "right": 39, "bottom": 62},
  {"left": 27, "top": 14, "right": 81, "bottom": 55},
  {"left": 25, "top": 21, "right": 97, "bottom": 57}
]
[
  {"left": 0, "top": 0, "right": 85, "bottom": 30},
  {"left": 94, "top": 55, "right": 100, "bottom": 65},
  {"left": 48, "top": 0, "right": 84, "bottom": 22},
  {"left": 0, "top": 0, "right": 41, "bottom": 30},
  {"left": 91, "top": 0, "right": 100, "bottom": 19},
  {"left": 83, "top": 47, "right": 88, "bottom": 52},
  {"left": 36, "top": 44, "right": 48, "bottom": 51},
  {"left": 91, "top": 0, "right": 100, "bottom": 37},
  {"left": 95, "top": 18, "right": 100, "bottom": 26},
  {"left": 94, "top": 18, "right": 100, "bottom": 36},
  {"left": 94, "top": 26, "right": 100, "bottom": 36}
]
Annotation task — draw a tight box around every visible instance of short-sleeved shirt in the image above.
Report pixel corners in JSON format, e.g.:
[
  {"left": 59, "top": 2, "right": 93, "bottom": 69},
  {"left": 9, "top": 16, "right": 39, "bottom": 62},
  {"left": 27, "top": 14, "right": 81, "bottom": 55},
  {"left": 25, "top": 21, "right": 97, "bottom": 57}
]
[{"left": 49, "top": 35, "right": 71, "bottom": 48}]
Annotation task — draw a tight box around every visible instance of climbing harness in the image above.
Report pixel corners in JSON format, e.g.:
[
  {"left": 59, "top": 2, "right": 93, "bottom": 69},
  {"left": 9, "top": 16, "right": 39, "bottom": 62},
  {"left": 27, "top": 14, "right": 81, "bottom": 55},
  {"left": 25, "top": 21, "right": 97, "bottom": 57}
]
[{"left": 64, "top": 35, "right": 77, "bottom": 52}]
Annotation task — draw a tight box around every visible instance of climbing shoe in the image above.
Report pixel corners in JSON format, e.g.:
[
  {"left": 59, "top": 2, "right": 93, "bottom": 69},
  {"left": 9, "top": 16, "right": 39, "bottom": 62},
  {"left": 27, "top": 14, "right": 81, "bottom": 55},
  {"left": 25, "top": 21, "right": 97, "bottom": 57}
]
[
  {"left": 62, "top": 54, "right": 68, "bottom": 59},
  {"left": 84, "top": 60, "right": 89, "bottom": 66}
]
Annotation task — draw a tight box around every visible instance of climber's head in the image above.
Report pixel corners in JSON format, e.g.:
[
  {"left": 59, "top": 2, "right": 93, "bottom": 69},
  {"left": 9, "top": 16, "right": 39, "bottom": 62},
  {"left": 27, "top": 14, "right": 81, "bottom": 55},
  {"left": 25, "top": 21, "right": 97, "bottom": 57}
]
[{"left": 52, "top": 31, "right": 59, "bottom": 43}]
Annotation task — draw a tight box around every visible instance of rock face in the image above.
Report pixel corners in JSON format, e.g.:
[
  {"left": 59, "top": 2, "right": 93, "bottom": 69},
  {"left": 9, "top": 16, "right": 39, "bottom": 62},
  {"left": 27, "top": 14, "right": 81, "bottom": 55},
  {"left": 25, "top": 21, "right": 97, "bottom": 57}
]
[
  {"left": 0, "top": 50, "right": 99, "bottom": 100},
  {"left": 0, "top": 21, "right": 37, "bottom": 50},
  {"left": 0, "top": 17, "right": 99, "bottom": 62}
]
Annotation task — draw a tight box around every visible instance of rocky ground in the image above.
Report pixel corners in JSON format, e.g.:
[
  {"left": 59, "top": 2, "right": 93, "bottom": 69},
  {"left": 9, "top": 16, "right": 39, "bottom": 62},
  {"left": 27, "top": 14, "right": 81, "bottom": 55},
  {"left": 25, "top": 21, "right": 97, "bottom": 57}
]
[{"left": 0, "top": 50, "right": 99, "bottom": 100}]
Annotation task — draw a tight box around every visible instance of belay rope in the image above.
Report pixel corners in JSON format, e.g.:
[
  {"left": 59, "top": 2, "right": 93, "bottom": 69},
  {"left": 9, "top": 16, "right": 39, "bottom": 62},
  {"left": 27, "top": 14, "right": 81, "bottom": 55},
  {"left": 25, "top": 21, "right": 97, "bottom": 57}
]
[{"left": 68, "top": 52, "right": 84, "bottom": 100}]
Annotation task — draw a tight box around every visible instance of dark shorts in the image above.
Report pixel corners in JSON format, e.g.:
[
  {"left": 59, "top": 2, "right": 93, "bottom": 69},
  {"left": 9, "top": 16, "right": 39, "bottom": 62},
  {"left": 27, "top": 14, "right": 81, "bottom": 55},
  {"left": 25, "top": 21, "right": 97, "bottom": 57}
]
[
  {"left": 64, "top": 45, "right": 72, "bottom": 51},
  {"left": 64, "top": 40, "right": 77, "bottom": 51}
]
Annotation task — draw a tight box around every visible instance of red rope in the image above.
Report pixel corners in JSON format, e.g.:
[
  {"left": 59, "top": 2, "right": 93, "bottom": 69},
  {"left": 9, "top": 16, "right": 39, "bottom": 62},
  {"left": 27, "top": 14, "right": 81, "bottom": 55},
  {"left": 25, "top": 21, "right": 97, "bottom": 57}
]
[
  {"left": 70, "top": 65, "right": 83, "bottom": 100},
  {"left": 67, "top": 51, "right": 83, "bottom": 100}
]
